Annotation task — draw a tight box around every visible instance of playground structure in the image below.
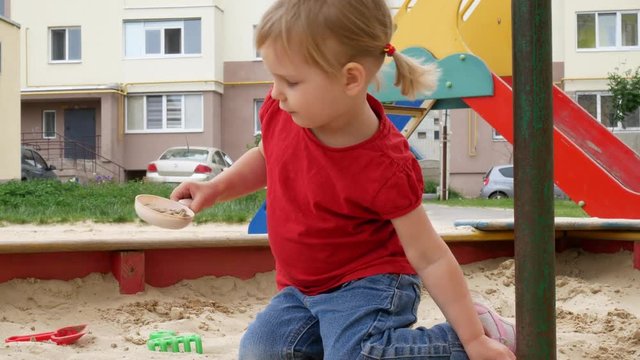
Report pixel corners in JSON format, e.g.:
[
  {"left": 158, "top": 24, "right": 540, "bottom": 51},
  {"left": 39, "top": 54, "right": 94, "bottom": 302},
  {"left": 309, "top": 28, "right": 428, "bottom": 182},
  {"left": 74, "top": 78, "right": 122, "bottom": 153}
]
[
  {"left": 1, "top": 1, "right": 640, "bottom": 358},
  {"left": 378, "top": 0, "right": 640, "bottom": 219}
]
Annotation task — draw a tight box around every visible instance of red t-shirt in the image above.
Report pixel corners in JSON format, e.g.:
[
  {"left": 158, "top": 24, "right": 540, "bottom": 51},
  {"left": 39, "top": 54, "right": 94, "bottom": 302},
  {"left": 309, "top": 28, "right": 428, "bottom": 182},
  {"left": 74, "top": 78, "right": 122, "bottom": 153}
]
[{"left": 260, "top": 92, "right": 424, "bottom": 295}]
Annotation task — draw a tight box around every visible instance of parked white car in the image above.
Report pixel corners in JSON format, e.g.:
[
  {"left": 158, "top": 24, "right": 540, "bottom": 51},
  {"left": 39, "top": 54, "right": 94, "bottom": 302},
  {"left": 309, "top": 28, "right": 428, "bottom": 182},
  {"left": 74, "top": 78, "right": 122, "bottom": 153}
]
[{"left": 145, "top": 146, "right": 233, "bottom": 184}]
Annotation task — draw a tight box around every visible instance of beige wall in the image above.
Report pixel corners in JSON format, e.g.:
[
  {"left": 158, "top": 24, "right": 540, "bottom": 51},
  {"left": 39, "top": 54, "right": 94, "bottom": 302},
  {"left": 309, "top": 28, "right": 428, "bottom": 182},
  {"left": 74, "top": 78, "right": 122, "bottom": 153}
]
[
  {"left": 0, "top": 16, "right": 21, "bottom": 181},
  {"left": 222, "top": 61, "right": 271, "bottom": 160},
  {"left": 449, "top": 109, "right": 513, "bottom": 197},
  {"left": 219, "top": 0, "right": 274, "bottom": 62},
  {"left": 13, "top": 0, "right": 222, "bottom": 89},
  {"left": 551, "top": 0, "right": 565, "bottom": 63},
  {"left": 14, "top": 0, "right": 121, "bottom": 87}
]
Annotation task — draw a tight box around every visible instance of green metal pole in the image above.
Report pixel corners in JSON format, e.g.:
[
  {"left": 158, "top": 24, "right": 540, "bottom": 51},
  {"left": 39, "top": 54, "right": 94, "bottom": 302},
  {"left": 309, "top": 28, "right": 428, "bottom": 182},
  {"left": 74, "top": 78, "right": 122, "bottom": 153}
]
[{"left": 512, "top": 0, "right": 556, "bottom": 359}]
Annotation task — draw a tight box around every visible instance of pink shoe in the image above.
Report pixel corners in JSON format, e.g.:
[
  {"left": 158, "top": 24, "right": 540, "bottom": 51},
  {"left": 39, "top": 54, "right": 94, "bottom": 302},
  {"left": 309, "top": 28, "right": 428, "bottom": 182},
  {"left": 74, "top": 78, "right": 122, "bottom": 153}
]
[{"left": 474, "top": 303, "right": 516, "bottom": 353}]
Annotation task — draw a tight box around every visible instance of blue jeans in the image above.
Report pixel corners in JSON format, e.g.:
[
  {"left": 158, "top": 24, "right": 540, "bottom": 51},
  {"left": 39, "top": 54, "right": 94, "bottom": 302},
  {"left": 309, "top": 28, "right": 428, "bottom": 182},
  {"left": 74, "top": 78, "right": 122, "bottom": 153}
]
[{"left": 239, "top": 274, "right": 469, "bottom": 359}]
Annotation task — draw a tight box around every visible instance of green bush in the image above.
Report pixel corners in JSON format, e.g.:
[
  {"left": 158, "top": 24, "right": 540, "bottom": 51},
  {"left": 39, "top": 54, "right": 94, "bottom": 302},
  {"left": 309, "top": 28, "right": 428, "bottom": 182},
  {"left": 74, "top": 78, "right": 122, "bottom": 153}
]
[{"left": 423, "top": 179, "right": 438, "bottom": 193}]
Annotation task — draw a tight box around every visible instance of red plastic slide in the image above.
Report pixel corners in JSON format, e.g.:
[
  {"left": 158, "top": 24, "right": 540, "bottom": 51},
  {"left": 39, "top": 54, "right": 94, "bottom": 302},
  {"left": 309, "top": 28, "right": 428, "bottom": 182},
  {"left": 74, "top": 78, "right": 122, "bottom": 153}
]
[{"left": 463, "top": 74, "right": 640, "bottom": 219}]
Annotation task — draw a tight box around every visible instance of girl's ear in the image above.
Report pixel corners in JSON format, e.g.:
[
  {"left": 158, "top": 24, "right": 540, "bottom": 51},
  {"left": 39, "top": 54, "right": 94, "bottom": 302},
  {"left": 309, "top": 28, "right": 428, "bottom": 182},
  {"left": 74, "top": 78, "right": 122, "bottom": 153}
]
[{"left": 342, "top": 62, "right": 367, "bottom": 96}]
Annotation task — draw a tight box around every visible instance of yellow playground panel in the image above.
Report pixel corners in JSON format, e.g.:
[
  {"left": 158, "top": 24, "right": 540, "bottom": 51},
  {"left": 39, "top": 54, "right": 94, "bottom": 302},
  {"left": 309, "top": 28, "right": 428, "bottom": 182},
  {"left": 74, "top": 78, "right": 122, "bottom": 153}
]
[{"left": 392, "top": 0, "right": 512, "bottom": 76}]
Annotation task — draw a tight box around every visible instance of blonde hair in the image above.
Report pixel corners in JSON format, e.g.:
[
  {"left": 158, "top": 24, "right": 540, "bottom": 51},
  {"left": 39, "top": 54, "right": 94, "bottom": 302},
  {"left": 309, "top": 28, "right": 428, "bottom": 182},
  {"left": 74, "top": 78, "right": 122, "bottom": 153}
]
[{"left": 255, "top": 0, "right": 439, "bottom": 100}]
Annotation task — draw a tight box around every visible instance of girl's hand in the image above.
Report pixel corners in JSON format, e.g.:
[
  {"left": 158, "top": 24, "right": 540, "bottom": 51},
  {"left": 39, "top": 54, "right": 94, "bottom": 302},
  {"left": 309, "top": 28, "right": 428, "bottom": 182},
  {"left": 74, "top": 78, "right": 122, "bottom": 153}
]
[
  {"left": 170, "top": 180, "right": 219, "bottom": 213},
  {"left": 465, "top": 335, "right": 516, "bottom": 360}
]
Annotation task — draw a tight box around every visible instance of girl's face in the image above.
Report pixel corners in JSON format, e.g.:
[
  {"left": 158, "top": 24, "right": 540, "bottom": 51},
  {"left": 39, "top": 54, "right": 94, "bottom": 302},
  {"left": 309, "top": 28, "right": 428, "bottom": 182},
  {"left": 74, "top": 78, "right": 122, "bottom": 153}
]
[{"left": 260, "top": 41, "right": 354, "bottom": 131}]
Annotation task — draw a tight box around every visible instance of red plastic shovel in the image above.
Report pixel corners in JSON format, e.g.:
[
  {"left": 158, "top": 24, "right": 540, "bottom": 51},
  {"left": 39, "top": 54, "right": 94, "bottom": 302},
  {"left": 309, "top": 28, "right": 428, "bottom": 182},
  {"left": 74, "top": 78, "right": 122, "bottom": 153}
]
[{"left": 5, "top": 324, "right": 87, "bottom": 345}]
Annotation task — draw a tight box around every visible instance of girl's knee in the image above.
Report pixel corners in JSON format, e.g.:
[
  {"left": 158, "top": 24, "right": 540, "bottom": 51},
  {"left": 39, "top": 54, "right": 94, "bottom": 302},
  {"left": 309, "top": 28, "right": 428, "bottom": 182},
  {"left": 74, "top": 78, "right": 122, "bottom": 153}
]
[{"left": 239, "top": 328, "right": 283, "bottom": 360}]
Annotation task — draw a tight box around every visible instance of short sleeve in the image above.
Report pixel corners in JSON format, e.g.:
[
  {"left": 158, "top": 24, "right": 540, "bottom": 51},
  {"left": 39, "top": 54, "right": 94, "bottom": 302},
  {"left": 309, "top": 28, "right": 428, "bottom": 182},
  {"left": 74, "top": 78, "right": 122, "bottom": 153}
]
[
  {"left": 372, "top": 160, "right": 424, "bottom": 220},
  {"left": 259, "top": 90, "right": 279, "bottom": 128}
]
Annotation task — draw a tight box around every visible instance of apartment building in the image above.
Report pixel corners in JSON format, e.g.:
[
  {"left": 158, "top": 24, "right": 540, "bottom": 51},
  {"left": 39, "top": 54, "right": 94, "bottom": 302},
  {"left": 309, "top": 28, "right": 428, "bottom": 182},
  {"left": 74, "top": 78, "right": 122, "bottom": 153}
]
[
  {"left": 11, "top": 0, "right": 227, "bottom": 180},
  {"left": 0, "top": 14, "right": 21, "bottom": 181}
]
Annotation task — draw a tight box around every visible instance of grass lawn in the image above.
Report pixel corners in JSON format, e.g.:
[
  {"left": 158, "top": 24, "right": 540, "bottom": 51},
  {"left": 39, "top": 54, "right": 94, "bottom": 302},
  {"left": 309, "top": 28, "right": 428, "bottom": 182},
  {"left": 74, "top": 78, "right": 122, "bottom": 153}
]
[
  {"left": 0, "top": 180, "right": 265, "bottom": 225},
  {"left": 442, "top": 198, "right": 588, "bottom": 218},
  {"left": 0, "top": 180, "right": 587, "bottom": 225}
]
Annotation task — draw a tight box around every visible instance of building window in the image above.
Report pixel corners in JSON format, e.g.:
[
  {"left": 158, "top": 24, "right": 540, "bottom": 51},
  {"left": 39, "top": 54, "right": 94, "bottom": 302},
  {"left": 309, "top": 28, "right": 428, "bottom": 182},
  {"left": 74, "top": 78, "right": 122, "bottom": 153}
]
[
  {"left": 43, "top": 111, "right": 56, "bottom": 138},
  {"left": 124, "top": 19, "right": 201, "bottom": 58},
  {"left": 253, "top": 24, "right": 261, "bottom": 58},
  {"left": 0, "top": 0, "right": 4, "bottom": 17},
  {"left": 433, "top": 130, "right": 440, "bottom": 140},
  {"left": 576, "top": 92, "right": 639, "bottom": 130},
  {"left": 577, "top": 11, "right": 639, "bottom": 50},
  {"left": 126, "top": 94, "right": 203, "bottom": 132},
  {"left": 50, "top": 27, "right": 81, "bottom": 62},
  {"left": 254, "top": 98, "right": 264, "bottom": 134}
]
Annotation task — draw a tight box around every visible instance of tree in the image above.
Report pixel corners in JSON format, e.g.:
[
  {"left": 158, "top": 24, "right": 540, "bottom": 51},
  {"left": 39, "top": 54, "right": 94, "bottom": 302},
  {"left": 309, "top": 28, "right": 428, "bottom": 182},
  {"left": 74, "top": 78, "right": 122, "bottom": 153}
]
[{"left": 607, "top": 66, "right": 640, "bottom": 129}]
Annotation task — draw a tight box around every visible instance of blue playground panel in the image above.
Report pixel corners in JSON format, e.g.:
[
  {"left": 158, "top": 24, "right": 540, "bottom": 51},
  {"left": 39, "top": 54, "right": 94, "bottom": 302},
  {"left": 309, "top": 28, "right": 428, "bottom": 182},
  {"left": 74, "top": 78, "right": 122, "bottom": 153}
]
[{"left": 248, "top": 202, "right": 268, "bottom": 234}]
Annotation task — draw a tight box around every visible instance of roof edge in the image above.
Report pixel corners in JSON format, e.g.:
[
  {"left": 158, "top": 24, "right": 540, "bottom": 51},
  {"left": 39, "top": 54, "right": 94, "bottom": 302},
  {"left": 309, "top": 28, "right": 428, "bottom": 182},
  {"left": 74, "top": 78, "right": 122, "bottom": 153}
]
[{"left": 0, "top": 15, "right": 21, "bottom": 29}]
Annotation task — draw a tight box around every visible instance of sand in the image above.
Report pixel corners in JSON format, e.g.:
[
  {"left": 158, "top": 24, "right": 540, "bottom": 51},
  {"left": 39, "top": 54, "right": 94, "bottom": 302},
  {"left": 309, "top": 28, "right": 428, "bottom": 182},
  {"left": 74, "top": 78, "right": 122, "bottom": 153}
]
[{"left": 0, "top": 223, "right": 639, "bottom": 359}]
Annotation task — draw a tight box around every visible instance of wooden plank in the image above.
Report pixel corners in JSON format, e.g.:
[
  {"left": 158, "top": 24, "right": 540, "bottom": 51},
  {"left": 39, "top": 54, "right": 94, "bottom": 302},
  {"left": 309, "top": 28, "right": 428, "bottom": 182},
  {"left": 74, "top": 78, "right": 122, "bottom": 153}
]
[
  {"left": 0, "top": 227, "right": 637, "bottom": 256},
  {"left": 111, "top": 251, "right": 145, "bottom": 295},
  {"left": 566, "top": 231, "right": 640, "bottom": 241},
  {"left": 0, "top": 234, "right": 269, "bottom": 254},
  {"left": 383, "top": 100, "right": 436, "bottom": 139},
  {"left": 0, "top": 229, "right": 521, "bottom": 255},
  {"left": 454, "top": 217, "right": 640, "bottom": 231}
]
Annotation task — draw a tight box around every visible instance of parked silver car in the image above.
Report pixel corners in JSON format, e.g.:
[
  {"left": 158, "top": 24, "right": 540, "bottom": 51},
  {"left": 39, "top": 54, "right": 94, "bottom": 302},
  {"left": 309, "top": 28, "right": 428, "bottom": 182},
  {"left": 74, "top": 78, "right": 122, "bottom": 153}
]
[
  {"left": 21, "top": 146, "right": 59, "bottom": 181},
  {"left": 480, "top": 165, "right": 567, "bottom": 199},
  {"left": 145, "top": 146, "right": 233, "bottom": 184}
]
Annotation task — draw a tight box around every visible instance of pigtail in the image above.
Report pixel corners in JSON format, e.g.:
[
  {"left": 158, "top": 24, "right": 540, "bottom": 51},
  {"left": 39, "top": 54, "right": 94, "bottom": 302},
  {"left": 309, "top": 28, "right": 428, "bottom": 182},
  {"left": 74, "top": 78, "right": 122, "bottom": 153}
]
[{"left": 391, "top": 52, "right": 440, "bottom": 100}]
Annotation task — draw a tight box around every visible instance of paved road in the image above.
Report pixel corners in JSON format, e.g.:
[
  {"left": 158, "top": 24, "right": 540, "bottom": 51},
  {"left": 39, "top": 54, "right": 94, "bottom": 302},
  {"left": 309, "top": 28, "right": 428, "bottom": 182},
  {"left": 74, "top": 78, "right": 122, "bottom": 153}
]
[
  {"left": 0, "top": 204, "right": 515, "bottom": 242},
  {"left": 423, "top": 203, "right": 514, "bottom": 231}
]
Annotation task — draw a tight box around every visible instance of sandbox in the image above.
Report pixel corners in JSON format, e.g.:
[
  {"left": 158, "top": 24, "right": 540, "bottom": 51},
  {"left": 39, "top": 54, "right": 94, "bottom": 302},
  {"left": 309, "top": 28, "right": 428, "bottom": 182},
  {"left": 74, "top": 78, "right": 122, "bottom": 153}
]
[{"left": 0, "top": 221, "right": 638, "bottom": 359}]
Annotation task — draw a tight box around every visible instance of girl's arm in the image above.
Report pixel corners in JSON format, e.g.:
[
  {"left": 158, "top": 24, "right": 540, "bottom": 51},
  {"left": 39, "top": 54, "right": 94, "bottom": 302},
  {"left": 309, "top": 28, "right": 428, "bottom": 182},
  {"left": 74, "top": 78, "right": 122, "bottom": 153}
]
[
  {"left": 391, "top": 206, "right": 515, "bottom": 360},
  {"left": 170, "top": 142, "right": 267, "bottom": 213}
]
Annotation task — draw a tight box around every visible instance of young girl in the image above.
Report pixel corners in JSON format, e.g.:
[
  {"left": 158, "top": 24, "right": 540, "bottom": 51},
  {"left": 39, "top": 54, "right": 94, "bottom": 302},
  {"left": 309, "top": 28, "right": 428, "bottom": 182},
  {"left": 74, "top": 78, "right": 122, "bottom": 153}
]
[{"left": 171, "top": 0, "right": 516, "bottom": 358}]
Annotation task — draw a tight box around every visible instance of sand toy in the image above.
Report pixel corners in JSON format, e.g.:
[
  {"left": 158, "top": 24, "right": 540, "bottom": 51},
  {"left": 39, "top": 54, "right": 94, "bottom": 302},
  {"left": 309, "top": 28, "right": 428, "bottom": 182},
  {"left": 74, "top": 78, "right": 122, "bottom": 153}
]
[
  {"left": 5, "top": 324, "right": 87, "bottom": 345},
  {"left": 147, "top": 330, "right": 203, "bottom": 354}
]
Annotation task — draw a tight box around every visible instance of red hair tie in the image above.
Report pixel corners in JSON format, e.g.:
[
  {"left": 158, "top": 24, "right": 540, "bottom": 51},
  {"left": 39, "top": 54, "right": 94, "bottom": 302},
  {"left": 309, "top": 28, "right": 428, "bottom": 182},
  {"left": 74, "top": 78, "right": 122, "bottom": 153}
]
[{"left": 383, "top": 43, "right": 396, "bottom": 57}]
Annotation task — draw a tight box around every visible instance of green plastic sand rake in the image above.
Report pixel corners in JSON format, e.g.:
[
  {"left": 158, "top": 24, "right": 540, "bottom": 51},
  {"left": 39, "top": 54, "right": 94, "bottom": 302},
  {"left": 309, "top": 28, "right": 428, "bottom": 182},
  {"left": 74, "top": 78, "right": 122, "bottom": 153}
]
[{"left": 147, "top": 330, "right": 203, "bottom": 354}]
